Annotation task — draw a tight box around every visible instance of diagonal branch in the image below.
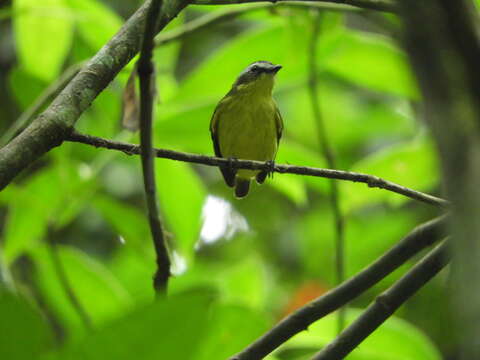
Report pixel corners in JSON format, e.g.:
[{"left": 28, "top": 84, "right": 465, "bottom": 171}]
[
  {"left": 67, "top": 131, "right": 449, "bottom": 208},
  {"left": 311, "top": 240, "right": 450, "bottom": 360},
  {"left": 137, "top": 0, "right": 171, "bottom": 295},
  {"left": 228, "top": 216, "right": 447, "bottom": 360}
]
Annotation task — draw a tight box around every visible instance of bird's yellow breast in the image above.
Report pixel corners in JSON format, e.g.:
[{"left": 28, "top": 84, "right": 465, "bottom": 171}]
[{"left": 217, "top": 92, "right": 278, "bottom": 180}]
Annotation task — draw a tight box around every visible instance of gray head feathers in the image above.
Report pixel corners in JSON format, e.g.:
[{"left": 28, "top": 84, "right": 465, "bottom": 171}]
[{"left": 234, "top": 61, "right": 282, "bottom": 86}]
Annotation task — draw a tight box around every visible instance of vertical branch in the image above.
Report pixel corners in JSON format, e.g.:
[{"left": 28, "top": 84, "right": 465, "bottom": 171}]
[
  {"left": 398, "top": 1, "right": 480, "bottom": 358},
  {"left": 308, "top": 10, "right": 346, "bottom": 331},
  {"left": 137, "top": 0, "right": 171, "bottom": 295}
]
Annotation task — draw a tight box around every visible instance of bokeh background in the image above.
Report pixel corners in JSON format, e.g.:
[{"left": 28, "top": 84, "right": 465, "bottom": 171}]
[{"left": 0, "top": 0, "right": 467, "bottom": 359}]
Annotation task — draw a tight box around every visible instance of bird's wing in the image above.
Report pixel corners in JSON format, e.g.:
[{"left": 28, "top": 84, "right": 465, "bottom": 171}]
[
  {"left": 210, "top": 99, "right": 225, "bottom": 158},
  {"left": 274, "top": 103, "right": 284, "bottom": 145},
  {"left": 210, "top": 96, "right": 236, "bottom": 187}
]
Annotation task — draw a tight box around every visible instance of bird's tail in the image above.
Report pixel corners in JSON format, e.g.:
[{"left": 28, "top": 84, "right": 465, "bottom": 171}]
[{"left": 235, "top": 178, "right": 250, "bottom": 198}]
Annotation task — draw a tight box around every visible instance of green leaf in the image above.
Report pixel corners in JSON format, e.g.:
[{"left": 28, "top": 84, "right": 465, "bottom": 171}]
[
  {"left": 322, "top": 30, "right": 418, "bottom": 98},
  {"left": 270, "top": 175, "right": 307, "bottom": 206},
  {"left": 0, "top": 292, "right": 52, "bottom": 360},
  {"left": 13, "top": 0, "right": 73, "bottom": 81},
  {"left": 156, "top": 160, "right": 206, "bottom": 260},
  {"left": 31, "top": 245, "right": 131, "bottom": 333},
  {"left": 93, "top": 195, "right": 150, "bottom": 251},
  {"left": 2, "top": 193, "right": 49, "bottom": 265},
  {"left": 67, "top": 0, "right": 122, "bottom": 52},
  {"left": 2, "top": 167, "right": 63, "bottom": 264},
  {"left": 283, "top": 308, "right": 441, "bottom": 360},
  {"left": 341, "top": 135, "right": 439, "bottom": 212},
  {"left": 171, "top": 22, "right": 285, "bottom": 105},
  {"left": 8, "top": 66, "right": 46, "bottom": 109},
  {"left": 49, "top": 289, "right": 215, "bottom": 360},
  {"left": 193, "top": 304, "right": 271, "bottom": 360},
  {"left": 276, "top": 140, "right": 328, "bottom": 194}
]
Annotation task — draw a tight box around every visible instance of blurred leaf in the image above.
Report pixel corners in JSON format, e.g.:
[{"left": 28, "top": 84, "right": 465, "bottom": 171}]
[
  {"left": 276, "top": 139, "right": 327, "bottom": 194},
  {"left": 341, "top": 135, "right": 438, "bottom": 212},
  {"left": 31, "top": 244, "right": 131, "bottom": 333},
  {"left": 171, "top": 22, "right": 284, "bottom": 105},
  {"left": 322, "top": 30, "right": 418, "bottom": 98},
  {"left": 67, "top": 0, "right": 122, "bottom": 52},
  {"left": 278, "top": 81, "right": 415, "bottom": 167},
  {"left": 107, "top": 244, "right": 156, "bottom": 305},
  {"left": 93, "top": 195, "right": 150, "bottom": 251},
  {"left": 270, "top": 175, "right": 307, "bottom": 206},
  {"left": 13, "top": 0, "right": 73, "bottom": 81},
  {"left": 2, "top": 193, "right": 49, "bottom": 265},
  {"left": 156, "top": 160, "right": 206, "bottom": 260},
  {"left": 171, "top": 255, "right": 269, "bottom": 309},
  {"left": 2, "top": 167, "right": 63, "bottom": 264},
  {"left": 344, "top": 209, "right": 417, "bottom": 281},
  {"left": 8, "top": 66, "right": 46, "bottom": 109},
  {"left": 0, "top": 292, "right": 52, "bottom": 360},
  {"left": 49, "top": 289, "right": 215, "bottom": 360},
  {"left": 193, "top": 304, "right": 271, "bottom": 360},
  {"left": 282, "top": 308, "right": 441, "bottom": 360}
]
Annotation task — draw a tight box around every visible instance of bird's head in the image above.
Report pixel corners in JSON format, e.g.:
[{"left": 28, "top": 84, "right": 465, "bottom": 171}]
[{"left": 232, "top": 61, "right": 282, "bottom": 95}]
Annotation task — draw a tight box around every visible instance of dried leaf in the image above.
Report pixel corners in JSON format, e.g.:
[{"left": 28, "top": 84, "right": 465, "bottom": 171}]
[{"left": 121, "top": 65, "right": 139, "bottom": 131}]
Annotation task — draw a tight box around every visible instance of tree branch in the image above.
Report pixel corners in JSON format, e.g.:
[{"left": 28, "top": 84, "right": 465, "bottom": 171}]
[
  {"left": 137, "top": 0, "right": 171, "bottom": 295},
  {"left": 0, "top": 0, "right": 189, "bottom": 191},
  {"left": 311, "top": 240, "right": 450, "bottom": 360},
  {"left": 191, "top": 0, "right": 397, "bottom": 13},
  {"left": 66, "top": 131, "right": 449, "bottom": 208},
  {"left": 228, "top": 216, "right": 447, "bottom": 360},
  {"left": 398, "top": 1, "right": 480, "bottom": 358},
  {"left": 154, "top": 1, "right": 366, "bottom": 48},
  {"left": 0, "top": 0, "right": 394, "bottom": 192},
  {"left": 308, "top": 11, "right": 346, "bottom": 332}
]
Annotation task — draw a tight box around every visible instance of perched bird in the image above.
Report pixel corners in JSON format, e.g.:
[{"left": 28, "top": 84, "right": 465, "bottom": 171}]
[{"left": 210, "top": 61, "right": 283, "bottom": 198}]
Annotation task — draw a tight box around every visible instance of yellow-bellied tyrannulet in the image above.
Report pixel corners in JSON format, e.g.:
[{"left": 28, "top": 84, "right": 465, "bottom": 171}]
[{"left": 210, "top": 61, "right": 283, "bottom": 198}]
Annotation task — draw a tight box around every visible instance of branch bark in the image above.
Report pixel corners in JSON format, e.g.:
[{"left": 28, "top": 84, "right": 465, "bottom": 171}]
[
  {"left": 138, "top": 0, "right": 171, "bottom": 294},
  {"left": 311, "top": 240, "right": 450, "bottom": 360},
  {"left": 0, "top": 0, "right": 188, "bottom": 191},
  {"left": 398, "top": 1, "right": 480, "bottom": 358},
  {"left": 67, "top": 131, "right": 449, "bottom": 208},
  {"left": 228, "top": 216, "right": 446, "bottom": 360},
  {"left": 191, "top": 0, "right": 397, "bottom": 13}
]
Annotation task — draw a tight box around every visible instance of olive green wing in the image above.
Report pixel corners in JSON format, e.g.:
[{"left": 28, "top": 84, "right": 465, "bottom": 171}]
[
  {"left": 274, "top": 104, "right": 284, "bottom": 145},
  {"left": 256, "top": 103, "right": 283, "bottom": 185},
  {"left": 210, "top": 97, "right": 236, "bottom": 187}
]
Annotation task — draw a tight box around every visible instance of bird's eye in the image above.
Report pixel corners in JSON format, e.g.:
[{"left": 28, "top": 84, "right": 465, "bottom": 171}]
[{"left": 251, "top": 65, "right": 259, "bottom": 73}]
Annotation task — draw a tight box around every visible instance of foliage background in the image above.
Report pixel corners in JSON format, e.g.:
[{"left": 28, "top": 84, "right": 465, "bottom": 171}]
[{"left": 0, "top": 0, "right": 465, "bottom": 359}]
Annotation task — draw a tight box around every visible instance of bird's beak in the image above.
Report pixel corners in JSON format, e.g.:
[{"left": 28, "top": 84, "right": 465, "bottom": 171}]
[{"left": 270, "top": 65, "right": 282, "bottom": 74}]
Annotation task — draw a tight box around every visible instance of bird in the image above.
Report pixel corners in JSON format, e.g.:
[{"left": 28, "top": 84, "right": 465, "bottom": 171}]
[{"left": 210, "top": 61, "right": 283, "bottom": 198}]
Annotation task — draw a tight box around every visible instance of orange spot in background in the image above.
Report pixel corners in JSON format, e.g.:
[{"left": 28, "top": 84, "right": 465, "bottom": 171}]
[{"left": 280, "top": 281, "right": 329, "bottom": 319}]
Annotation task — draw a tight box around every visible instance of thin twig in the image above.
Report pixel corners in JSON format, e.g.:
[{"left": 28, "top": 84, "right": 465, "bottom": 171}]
[
  {"left": 228, "top": 216, "right": 447, "bottom": 360},
  {"left": 47, "top": 240, "right": 93, "bottom": 330},
  {"left": 311, "top": 240, "right": 450, "bottom": 360},
  {"left": 191, "top": 0, "right": 397, "bottom": 13},
  {"left": 137, "top": 0, "right": 171, "bottom": 295},
  {"left": 0, "top": 62, "right": 84, "bottom": 147},
  {"left": 66, "top": 131, "right": 449, "bottom": 208},
  {"left": 155, "top": 1, "right": 363, "bottom": 47},
  {"left": 308, "top": 10, "right": 346, "bottom": 332}
]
